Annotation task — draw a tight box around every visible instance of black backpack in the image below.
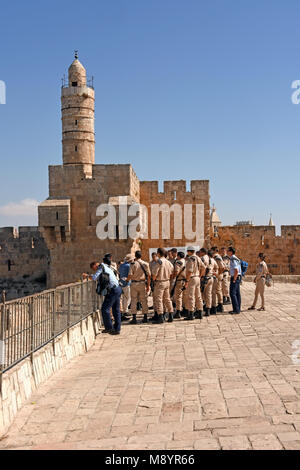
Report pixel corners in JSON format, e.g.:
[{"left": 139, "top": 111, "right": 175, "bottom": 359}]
[{"left": 96, "top": 264, "right": 111, "bottom": 295}]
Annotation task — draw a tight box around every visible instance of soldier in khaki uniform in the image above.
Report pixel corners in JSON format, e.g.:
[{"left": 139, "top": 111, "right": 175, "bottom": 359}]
[
  {"left": 202, "top": 250, "right": 218, "bottom": 316},
  {"left": 211, "top": 247, "right": 226, "bottom": 314},
  {"left": 128, "top": 250, "right": 150, "bottom": 324},
  {"left": 220, "top": 247, "right": 231, "bottom": 304},
  {"left": 248, "top": 253, "right": 269, "bottom": 311},
  {"left": 184, "top": 247, "right": 206, "bottom": 320},
  {"left": 168, "top": 248, "right": 177, "bottom": 305},
  {"left": 149, "top": 252, "right": 159, "bottom": 320},
  {"left": 151, "top": 248, "right": 174, "bottom": 323},
  {"left": 172, "top": 252, "right": 186, "bottom": 318},
  {"left": 199, "top": 248, "right": 210, "bottom": 267}
]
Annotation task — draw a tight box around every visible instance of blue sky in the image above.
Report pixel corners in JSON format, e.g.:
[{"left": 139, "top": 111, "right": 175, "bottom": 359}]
[{"left": 0, "top": 0, "right": 299, "bottom": 231}]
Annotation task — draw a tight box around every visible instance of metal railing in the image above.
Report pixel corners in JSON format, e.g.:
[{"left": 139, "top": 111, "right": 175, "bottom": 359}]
[
  {"left": 0, "top": 280, "right": 101, "bottom": 379},
  {"left": 61, "top": 76, "right": 94, "bottom": 89}
]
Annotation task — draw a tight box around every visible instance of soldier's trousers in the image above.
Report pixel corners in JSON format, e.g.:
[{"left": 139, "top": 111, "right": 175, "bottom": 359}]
[
  {"left": 120, "top": 285, "right": 131, "bottom": 313},
  {"left": 174, "top": 279, "right": 186, "bottom": 311},
  {"left": 151, "top": 289, "right": 157, "bottom": 312},
  {"left": 222, "top": 272, "right": 230, "bottom": 297},
  {"left": 203, "top": 277, "right": 214, "bottom": 309},
  {"left": 154, "top": 280, "right": 173, "bottom": 315},
  {"left": 169, "top": 279, "right": 176, "bottom": 300},
  {"left": 186, "top": 277, "right": 203, "bottom": 312},
  {"left": 212, "top": 275, "right": 223, "bottom": 307},
  {"left": 253, "top": 278, "right": 265, "bottom": 308},
  {"left": 130, "top": 281, "right": 148, "bottom": 314}
]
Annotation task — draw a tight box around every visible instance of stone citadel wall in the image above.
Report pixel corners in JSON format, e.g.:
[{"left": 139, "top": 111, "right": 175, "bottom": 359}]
[
  {"left": 213, "top": 225, "right": 300, "bottom": 274},
  {"left": 139, "top": 180, "right": 210, "bottom": 258},
  {"left": 38, "top": 163, "right": 140, "bottom": 288},
  {"left": 0, "top": 227, "right": 49, "bottom": 300}
]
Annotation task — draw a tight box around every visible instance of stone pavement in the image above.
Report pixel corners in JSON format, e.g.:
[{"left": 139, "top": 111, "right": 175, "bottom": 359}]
[{"left": 1, "top": 282, "right": 300, "bottom": 450}]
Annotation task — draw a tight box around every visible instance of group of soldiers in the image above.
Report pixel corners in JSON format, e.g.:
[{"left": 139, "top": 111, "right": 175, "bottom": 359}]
[{"left": 115, "top": 246, "right": 232, "bottom": 324}]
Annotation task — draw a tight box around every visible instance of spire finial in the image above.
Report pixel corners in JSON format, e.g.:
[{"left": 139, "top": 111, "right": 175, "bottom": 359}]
[{"left": 74, "top": 50, "right": 78, "bottom": 59}]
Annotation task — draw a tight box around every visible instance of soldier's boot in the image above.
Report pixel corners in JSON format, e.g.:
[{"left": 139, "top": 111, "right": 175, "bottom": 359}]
[
  {"left": 195, "top": 310, "right": 203, "bottom": 320},
  {"left": 150, "top": 311, "right": 158, "bottom": 322},
  {"left": 182, "top": 308, "right": 188, "bottom": 318},
  {"left": 156, "top": 314, "right": 164, "bottom": 324},
  {"left": 210, "top": 306, "right": 217, "bottom": 315},
  {"left": 185, "top": 311, "right": 194, "bottom": 321},
  {"left": 223, "top": 296, "right": 226, "bottom": 304},
  {"left": 167, "top": 312, "right": 174, "bottom": 323},
  {"left": 204, "top": 304, "right": 208, "bottom": 314},
  {"left": 217, "top": 304, "right": 224, "bottom": 313},
  {"left": 227, "top": 297, "right": 231, "bottom": 304},
  {"left": 130, "top": 314, "right": 137, "bottom": 324},
  {"left": 224, "top": 297, "right": 231, "bottom": 305},
  {"left": 205, "top": 308, "right": 211, "bottom": 317},
  {"left": 174, "top": 310, "right": 181, "bottom": 319},
  {"left": 142, "top": 314, "right": 148, "bottom": 323},
  {"left": 152, "top": 314, "right": 163, "bottom": 324}
]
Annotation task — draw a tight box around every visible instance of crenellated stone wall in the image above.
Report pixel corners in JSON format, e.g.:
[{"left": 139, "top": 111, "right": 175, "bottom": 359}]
[
  {"left": 0, "top": 227, "right": 49, "bottom": 300},
  {"left": 212, "top": 225, "right": 300, "bottom": 274},
  {"left": 139, "top": 180, "right": 210, "bottom": 258}
]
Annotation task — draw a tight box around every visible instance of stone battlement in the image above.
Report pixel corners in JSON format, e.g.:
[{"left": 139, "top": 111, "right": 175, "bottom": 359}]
[
  {"left": 140, "top": 180, "right": 209, "bottom": 200},
  {"left": 214, "top": 224, "right": 300, "bottom": 275}
]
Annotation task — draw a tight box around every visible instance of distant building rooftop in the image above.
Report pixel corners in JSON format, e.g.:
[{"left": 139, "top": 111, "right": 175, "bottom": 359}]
[{"left": 235, "top": 220, "right": 253, "bottom": 226}]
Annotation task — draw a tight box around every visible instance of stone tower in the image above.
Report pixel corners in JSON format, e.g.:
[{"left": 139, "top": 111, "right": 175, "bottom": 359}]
[
  {"left": 61, "top": 52, "right": 95, "bottom": 174},
  {"left": 38, "top": 54, "right": 210, "bottom": 288}
]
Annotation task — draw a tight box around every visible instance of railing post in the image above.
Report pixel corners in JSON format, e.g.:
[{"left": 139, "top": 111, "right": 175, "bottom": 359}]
[
  {"left": 80, "top": 279, "right": 84, "bottom": 334},
  {"left": 0, "top": 291, "right": 6, "bottom": 395},
  {"left": 29, "top": 298, "right": 34, "bottom": 364},
  {"left": 67, "top": 286, "right": 71, "bottom": 343},
  {"left": 52, "top": 290, "right": 56, "bottom": 355}
]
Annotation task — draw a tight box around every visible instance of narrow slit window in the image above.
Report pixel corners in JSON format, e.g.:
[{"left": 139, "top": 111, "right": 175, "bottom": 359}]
[
  {"left": 75, "top": 145, "right": 78, "bottom": 152},
  {"left": 72, "top": 81, "right": 77, "bottom": 87},
  {"left": 60, "top": 226, "right": 66, "bottom": 243}
]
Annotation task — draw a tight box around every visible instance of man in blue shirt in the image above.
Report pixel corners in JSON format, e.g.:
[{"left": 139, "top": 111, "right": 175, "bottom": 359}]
[
  {"left": 83, "top": 257, "right": 122, "bottom": 335},
  {"left": 228, "top": 246, "right": 242, "bottom": 314}
]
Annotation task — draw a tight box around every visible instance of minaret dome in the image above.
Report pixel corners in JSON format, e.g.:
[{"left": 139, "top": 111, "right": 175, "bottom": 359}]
[{"left": 68, "top": 56, "right": 87, "bottom": 87}]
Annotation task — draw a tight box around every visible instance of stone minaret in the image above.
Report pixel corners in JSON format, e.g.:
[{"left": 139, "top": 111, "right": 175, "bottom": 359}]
[{"left": 61, "top": 52, "right": 95, "bottom": 172}]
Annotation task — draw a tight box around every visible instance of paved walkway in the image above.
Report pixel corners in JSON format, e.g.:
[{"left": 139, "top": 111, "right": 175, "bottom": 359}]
[{"left": 1, "top": 282, "right": 300, "bottom": 450}]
